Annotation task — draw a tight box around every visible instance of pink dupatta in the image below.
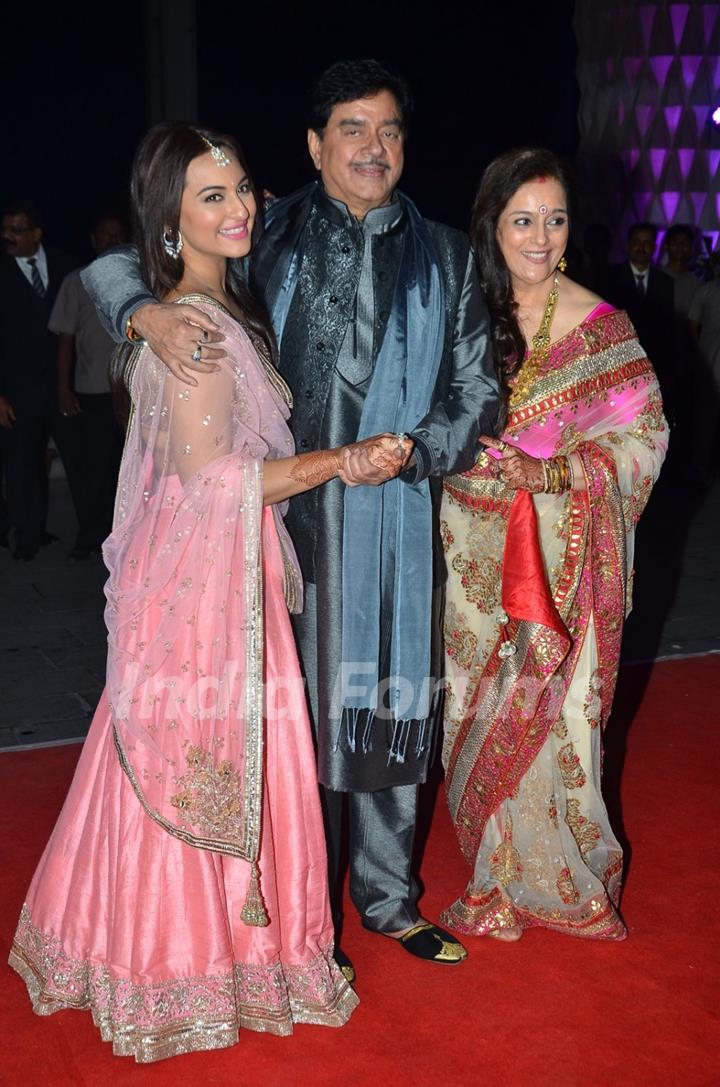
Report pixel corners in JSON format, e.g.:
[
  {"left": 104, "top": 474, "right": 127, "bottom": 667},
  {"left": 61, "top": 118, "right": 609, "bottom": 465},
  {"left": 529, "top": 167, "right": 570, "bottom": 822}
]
[{"left": 103, "top": 296, "right": 300, "bottom": 921}]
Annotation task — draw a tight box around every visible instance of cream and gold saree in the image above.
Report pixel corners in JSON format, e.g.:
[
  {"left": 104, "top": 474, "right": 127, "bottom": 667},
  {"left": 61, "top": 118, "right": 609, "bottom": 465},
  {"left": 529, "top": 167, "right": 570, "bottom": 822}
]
[{"left": 441, "top": 305, "right": 668, "bottom": 938}]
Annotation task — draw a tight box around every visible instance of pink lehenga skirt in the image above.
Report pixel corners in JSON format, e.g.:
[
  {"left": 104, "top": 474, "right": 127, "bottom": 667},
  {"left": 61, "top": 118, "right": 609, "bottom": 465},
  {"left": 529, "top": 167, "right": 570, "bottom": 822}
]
[{"left": 8, "top": 516, "right": 357, "bottom": 1063}]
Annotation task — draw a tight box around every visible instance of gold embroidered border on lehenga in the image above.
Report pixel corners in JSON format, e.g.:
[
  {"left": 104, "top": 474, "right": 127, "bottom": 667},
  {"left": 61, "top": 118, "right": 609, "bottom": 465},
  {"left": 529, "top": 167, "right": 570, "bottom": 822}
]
[{"left": 9, "top": 905, "right": 358, "bottom": 1064}]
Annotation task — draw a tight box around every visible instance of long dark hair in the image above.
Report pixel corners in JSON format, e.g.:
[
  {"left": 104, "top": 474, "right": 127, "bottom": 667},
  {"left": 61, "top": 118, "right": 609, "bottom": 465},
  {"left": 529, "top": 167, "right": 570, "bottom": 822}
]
[
  {"left": 470, "top": 148, "right": 573, "bottom": 386},
  {"left": 130, "top": 120, "right": 276, "bottom": 358}
]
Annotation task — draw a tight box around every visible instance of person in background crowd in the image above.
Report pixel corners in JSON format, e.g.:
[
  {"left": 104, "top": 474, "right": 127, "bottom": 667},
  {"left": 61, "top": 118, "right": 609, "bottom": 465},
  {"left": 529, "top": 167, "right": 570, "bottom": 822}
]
[
  {"left": 49, "top": 212, "right": 128, "bottom": 559},
  {"left": 609, "top": 223, "right": 675, "bottom": 424},
  {"left": 663, "top": 223, "right": 702, "bottom": 315},
  {"left": 662, "top": 224, "right": 702, "bottom": 453},
  {"left": 0, "top": 200, "right": 77, "bottom": 560},
  {"left": 440, "top": 148, "right": 668, "bottom": 942},
  {"left": 689, "top": 277, "right": 720, "bottom": 489}
]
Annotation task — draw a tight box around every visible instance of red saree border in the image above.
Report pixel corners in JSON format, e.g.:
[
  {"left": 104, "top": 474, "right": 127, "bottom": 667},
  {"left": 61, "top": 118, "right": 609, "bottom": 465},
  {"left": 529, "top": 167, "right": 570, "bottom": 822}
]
[
  {"left": 445, "top": 442, "right": 627, "bottom": 864},
  {"left": 440, "top": 882, "right": 627, "bottom": 940},
  {"left": 578, "top": 442, "right": 626, "bottom": 724}
]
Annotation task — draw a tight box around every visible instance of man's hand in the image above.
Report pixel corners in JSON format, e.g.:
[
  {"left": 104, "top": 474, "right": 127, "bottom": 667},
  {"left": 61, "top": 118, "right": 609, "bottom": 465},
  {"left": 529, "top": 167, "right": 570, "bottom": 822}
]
[
  {"left": 58, "top": 384, "right": 81, "bottom": 417},
  {"left": 340, "top": 434, "right": 414, "bottom": 486},
  {"left": 0, "top": 396, "right": 15, "bottom": 428},
  {"left": 132, "top": 303, "right": 227, "bottom": 386}
]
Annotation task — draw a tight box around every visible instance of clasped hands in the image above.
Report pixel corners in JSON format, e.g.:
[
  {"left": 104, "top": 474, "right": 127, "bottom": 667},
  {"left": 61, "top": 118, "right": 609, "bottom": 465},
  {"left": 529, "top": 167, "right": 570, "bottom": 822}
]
[
  {"left": 131, "top": 305, "right": 415, "bottom": 486},
  {"left": 340, "top": 433, "right": 415, "bottom": 487},
  {"left": 480, "top": 435, "right": 545, "bottom": 493}
]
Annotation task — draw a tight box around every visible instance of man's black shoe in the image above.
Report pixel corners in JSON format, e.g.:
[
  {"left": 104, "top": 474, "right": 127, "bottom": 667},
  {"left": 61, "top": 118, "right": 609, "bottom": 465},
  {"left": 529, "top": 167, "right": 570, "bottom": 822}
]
[
  {"left": 377, "top": 921, "right": 467, "bottom": 965},
  {"left": 334, "top": 946, "right": 356, "bottom": 984}
]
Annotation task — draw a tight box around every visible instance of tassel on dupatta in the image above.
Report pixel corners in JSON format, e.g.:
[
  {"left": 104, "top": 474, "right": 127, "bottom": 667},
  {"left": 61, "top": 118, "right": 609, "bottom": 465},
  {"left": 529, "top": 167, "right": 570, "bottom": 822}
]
[{"left": 241, "top": 861, "right": 269, "bottom": 927}]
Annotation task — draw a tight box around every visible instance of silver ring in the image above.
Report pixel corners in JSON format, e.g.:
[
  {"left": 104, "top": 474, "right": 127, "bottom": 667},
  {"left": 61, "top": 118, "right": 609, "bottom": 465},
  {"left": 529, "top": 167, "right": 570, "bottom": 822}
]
[{"left": 191, "top": 346, "right": 202, "bottom": 362}]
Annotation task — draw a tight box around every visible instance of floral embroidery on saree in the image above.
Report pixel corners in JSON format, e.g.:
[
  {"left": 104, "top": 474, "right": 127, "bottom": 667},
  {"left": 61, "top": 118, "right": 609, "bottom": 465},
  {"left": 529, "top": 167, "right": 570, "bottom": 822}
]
[{"left": 440, "top": 307, "right": 669, "bottom": 938}]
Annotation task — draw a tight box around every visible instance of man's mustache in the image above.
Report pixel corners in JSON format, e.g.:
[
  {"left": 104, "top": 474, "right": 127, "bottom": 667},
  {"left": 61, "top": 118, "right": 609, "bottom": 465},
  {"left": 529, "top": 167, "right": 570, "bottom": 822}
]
[{"left": 352, "top": 159, "right": 390, "bottom": 170}]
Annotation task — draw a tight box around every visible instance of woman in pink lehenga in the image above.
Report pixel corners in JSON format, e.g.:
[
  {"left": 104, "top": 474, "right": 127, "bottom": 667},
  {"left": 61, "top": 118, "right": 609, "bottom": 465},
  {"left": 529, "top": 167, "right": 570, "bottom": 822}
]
[
  {"left": 441, "top": 149, "right": 668, "bottom": 941},
  {"left": 9, "top": 123, "right": 405, "bottom": 1061}
]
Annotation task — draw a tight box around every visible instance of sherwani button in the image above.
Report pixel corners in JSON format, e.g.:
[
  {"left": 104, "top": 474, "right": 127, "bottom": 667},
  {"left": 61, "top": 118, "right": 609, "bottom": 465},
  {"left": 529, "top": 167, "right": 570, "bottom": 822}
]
[
  {"left": 300, "top": 439, "right": 309, "bottom": 449},
  {"left": 316, "top": 342, "right": 325, "bottom": 351},
  {"left": 329, "top": 295, "right": 338, "bottom": 305}
]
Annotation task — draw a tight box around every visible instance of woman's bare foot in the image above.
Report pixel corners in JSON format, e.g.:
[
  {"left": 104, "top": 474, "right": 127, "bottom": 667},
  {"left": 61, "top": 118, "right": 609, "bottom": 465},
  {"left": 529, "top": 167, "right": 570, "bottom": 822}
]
[{"left": 488, "top": 927, "right": 523, "bottom": 942}]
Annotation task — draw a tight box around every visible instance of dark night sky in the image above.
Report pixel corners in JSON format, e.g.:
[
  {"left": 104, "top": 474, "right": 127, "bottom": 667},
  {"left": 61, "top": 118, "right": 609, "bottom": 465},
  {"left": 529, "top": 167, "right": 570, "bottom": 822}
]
[{"left": 2, "top": 1, "right": 578, "bottom": 256}]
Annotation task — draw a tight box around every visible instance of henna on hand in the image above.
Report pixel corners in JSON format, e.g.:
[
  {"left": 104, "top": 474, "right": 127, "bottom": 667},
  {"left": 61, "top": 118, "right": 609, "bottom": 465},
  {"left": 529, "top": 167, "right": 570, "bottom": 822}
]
[
  {"left": 288, "top": 448, "right": 344, "bottom": 488},
  {"left": 501, "top": 449, "right": 545, "bottom": 493},
  {"left": 480, "top": 435, "right": 545, "bottom": 493}
]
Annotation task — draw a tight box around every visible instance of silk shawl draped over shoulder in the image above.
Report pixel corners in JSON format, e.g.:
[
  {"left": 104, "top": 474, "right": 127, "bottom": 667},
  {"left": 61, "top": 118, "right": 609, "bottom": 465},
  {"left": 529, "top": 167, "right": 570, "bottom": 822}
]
[
  {"left": 442, "top": 307, "right": 669, "bottom": 863},
  {"left": 103, "top": 295, "right": 299, "bottom": 869}
]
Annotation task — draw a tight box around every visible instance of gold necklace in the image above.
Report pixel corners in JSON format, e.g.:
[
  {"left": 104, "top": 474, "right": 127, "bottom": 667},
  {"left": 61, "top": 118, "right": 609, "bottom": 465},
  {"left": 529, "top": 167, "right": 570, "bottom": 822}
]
[{"left": 509, "top": 276, "right": 559, "bottom": 408}]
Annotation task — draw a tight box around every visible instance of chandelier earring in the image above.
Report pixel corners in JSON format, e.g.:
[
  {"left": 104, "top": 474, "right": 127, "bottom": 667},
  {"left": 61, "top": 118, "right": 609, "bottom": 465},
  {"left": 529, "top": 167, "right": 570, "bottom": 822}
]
[
  {"left": 557, "top": 255, "right": 568, "bottom": 273},
  {"left": 163, "top": 228, "right": 184, "bottom": 260}
]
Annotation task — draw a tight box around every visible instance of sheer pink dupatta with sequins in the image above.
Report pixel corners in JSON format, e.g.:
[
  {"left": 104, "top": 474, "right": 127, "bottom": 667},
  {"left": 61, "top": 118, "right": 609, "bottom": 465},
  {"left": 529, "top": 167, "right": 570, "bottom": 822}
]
[{"left": 103, "top": 296, "right": 299, "bottom": 892}]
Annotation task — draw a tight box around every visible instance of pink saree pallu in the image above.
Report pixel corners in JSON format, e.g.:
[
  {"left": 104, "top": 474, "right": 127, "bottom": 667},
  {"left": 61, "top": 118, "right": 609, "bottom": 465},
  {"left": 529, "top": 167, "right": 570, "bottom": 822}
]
[
  {"left": 8, "top": 297, "right": 357, "bottom": 1062},
  {"left": 440, "top": 305, "right": 668, "bottom": 939}
]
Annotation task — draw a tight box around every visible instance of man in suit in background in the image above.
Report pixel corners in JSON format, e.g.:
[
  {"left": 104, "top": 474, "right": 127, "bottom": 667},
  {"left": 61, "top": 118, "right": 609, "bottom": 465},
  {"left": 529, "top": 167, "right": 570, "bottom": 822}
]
[
  {"left": 49, "top": 211, "right": 127, "bottom": 560},
  {"left": 0, "top": 200, "right": 77, "bottom": 559},
  {"left": 609, "top": 222, "right": 676, "bottom": 423}
]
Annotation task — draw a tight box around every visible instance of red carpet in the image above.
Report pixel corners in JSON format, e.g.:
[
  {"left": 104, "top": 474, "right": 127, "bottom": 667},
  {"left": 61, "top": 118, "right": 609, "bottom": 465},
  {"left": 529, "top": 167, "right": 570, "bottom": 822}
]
[{"left": 1, "top": 656, "right": 718, "bottom": 1087}]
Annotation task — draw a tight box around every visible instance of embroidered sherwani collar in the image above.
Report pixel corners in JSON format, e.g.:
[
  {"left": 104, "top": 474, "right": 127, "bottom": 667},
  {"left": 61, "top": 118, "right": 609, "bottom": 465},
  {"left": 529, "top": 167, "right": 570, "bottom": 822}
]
[{"left": 317, "top": 184, "right": 404, "bottom": 234}]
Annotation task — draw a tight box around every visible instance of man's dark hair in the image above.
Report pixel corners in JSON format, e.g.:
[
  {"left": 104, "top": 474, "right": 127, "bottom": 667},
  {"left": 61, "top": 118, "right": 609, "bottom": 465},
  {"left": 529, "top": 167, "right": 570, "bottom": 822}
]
[
  {"left": 306, "top": 58, "right": 413, "bottom": 134},
  {"left": 2, "top": 199, "right": 42, "bottom": 228},
  {"left": 663, "top": 223, "right": 694, "bottom": 245},
  {"left": 628, "top": 221, "right": 658, "bottom": 240}
]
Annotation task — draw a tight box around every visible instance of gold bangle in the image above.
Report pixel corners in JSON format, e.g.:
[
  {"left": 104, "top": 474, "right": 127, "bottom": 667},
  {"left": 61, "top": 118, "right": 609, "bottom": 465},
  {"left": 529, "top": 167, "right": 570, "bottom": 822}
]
[{"left": 543, "top": 455, "right": 572, "bottom": 494}]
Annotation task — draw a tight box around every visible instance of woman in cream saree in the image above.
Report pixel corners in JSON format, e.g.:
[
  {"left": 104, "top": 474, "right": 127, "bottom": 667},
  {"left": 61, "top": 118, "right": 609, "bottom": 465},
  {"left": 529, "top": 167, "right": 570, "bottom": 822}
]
[{"left": 440, "top": 151, "right": 668, "bottom": 940}]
